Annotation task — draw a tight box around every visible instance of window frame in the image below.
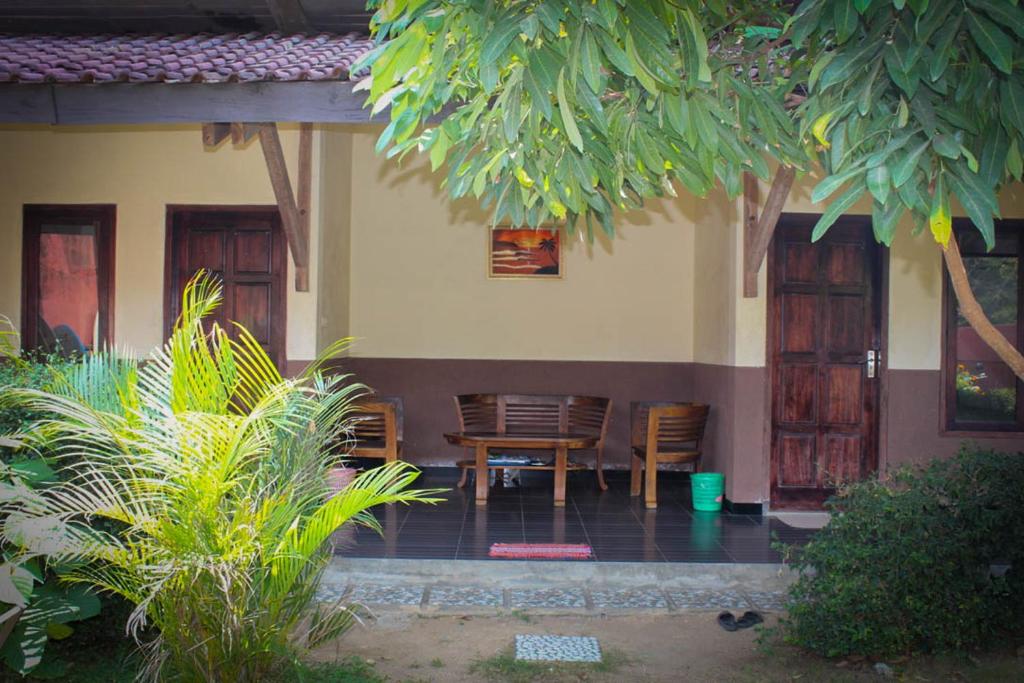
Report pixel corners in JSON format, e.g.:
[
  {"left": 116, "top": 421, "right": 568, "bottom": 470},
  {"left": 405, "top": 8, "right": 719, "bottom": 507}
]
[
  {"left": 942, "top": 218, "right": 1024, "bottom": 434},
  {"left": 21, "top": 204, "right": 116, "bottom": 354}
]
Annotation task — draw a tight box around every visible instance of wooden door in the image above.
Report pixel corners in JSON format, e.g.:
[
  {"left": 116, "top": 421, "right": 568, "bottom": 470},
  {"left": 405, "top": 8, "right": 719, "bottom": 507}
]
[
  {"left": 769, "top": 215, "right": 883, "bottom": 510},
  {"left": 165, "top": 207, "right": 286, "bottom": 369}
]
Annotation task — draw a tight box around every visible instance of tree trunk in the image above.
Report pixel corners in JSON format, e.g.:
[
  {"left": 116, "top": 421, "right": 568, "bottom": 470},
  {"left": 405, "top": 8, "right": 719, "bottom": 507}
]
[{"left": 942, "top": 237, "right": 1024, "bottom": 381}]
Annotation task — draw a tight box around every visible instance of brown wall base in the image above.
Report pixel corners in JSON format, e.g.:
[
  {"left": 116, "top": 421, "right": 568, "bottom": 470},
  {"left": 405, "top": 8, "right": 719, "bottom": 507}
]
[
  {"left": 335, "top": 357, "right": 693, "bottom": 470},
  {"left": 885, "top": 369, "right": 1024, "bottom": 466},
  {"left": 284, "top": 359, "right": 1024, "bottom": 506}
]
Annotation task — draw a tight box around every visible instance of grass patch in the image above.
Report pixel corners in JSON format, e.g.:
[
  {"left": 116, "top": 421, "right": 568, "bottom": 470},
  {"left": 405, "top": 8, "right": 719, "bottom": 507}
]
[
  {"left": 280, "top": 658, "right": 386, "bottom": 683},
  {"left": 469, "top": 645, "right": 629, "bottom": 682},
  {"left": 429, "top": 657, "right": 445, "bottom": 668}
]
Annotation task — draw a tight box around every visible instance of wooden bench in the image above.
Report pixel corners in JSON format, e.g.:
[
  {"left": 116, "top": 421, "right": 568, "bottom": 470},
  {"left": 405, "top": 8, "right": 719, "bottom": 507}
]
[
  {"left": 451, "top": 394, "right": 612, "bottom": 496},
  {"left": 349, "top": 396, "right": 403, "bottom": 463}
]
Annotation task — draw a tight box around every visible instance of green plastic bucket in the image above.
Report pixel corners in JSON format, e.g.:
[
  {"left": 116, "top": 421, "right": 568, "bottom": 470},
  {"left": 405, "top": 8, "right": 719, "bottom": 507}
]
[{"left": 691, "top": 473, "right": 725, "bottom": 512}]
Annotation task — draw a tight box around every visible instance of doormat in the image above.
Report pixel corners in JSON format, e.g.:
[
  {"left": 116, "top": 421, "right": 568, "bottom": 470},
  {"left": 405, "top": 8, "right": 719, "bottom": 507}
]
[
  {"left": 489, "top": 543, "right": 592, "bottom": 559},
  {"left": 515, "top": 635, "right": 602, "bottom": 663}
]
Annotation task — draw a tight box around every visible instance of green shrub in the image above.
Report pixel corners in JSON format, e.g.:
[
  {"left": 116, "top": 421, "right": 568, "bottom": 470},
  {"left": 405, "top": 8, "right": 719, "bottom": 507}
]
[
  {"left": 0, "top": 275, "right": 443, "bottom": 682},
  {"left": 779, "top": 447, "right": 1024, "bottom": 658}
]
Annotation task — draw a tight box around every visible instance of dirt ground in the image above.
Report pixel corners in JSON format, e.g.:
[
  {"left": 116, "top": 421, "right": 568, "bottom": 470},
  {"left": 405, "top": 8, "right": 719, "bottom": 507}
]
[{"left": 311, "top": 611, "right": 1024, "bottom": 682}]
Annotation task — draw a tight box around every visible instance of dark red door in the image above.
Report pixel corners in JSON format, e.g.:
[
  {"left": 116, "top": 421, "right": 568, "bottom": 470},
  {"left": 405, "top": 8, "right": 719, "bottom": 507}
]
[
  {"left": 770, "top": 215, "right": 883, "bottom": 510},
  {"left": 166, "top": 207, "right": 286, "bottom": 369}
]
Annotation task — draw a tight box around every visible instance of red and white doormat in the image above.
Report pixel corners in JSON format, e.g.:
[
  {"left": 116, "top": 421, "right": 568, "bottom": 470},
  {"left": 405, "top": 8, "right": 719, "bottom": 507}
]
[{"left": 489, "top": 543, "right": 593, "bottom": 559}]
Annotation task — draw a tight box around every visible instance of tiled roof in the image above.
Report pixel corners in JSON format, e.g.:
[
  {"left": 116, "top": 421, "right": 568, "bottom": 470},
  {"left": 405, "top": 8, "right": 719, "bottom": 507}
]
[{"left": 0, "top": 32, "right": 375, "bottom": 84}]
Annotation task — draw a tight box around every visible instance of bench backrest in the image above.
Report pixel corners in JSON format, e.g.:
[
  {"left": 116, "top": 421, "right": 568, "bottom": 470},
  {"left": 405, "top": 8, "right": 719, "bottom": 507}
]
[
  {"left": 631, "top": 402, "right": 709, "bottom": 451},
  {"left": 454, "top": 394, "right": 612, "bottom": 446}
]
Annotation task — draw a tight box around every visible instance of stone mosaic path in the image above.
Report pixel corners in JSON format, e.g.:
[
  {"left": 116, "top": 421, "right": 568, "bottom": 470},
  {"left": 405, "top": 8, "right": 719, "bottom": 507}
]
[
  {"left": 515, "top": 635, "right": 602, "bottom": 663},
  {"left": 318, "top": 582, "right": 787, "bottom": 613}
]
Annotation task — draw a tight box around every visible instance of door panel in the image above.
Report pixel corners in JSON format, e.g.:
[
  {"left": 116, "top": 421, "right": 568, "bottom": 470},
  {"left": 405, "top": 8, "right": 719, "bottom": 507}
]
[
  {"left": 770, "top": 216, "right": 882, "bottom": 510},
  {"left": 166, "top": 207, "right": 286, "bottom": 369}
]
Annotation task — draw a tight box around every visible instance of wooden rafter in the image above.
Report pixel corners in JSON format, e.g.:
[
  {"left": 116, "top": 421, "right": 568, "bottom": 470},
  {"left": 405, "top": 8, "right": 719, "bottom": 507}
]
[
  {"left": 743, "top": 166, "right": 797, "bottom": 298},
  {"left": 266, "top": 0, "right": 311, "bottom": 34},
  {"left": 201, "top": 122, "right": 230, "bottom": 147},
  {"left": 200, "top": 121, "right": 312, "bottom": 292}
]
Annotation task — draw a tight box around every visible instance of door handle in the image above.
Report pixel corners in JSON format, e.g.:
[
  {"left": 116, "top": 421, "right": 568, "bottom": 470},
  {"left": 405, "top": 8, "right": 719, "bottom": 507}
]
[{"left": 866, "top": 350, "right": 879, "bottom": 378}]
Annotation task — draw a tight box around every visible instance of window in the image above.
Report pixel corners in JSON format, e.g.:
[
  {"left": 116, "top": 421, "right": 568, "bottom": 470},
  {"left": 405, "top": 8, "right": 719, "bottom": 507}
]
[
  {"left": 943, "top": 219, "right": 1024, "bottom": 432},
  {"left": 22, "top": 205, "right": 115, "bottom": 356}
]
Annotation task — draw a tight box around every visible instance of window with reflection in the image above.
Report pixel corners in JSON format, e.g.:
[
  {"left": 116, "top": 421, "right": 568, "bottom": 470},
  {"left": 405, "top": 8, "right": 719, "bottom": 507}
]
[
  {"left": 22, "top": 205, "right": 115, "bottom": 356},
  {"left": 944, "top": 221, "right": 1023, "bottom": 431}
]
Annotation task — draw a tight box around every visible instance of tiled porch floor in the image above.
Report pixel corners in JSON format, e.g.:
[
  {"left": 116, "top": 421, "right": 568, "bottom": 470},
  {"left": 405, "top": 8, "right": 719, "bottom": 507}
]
[{"left": 337, "top": 467, "right": 816, "bottom": 563}]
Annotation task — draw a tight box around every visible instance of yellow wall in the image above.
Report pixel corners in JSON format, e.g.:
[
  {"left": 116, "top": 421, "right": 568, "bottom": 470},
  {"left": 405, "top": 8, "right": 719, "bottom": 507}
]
[
  {"left": 0, "top": 124, "right": 321, "bottom": 360},
  {"left": 317, "top": 126, "right": 354, "bottom": 351},
  {"left": 343, "top": 128, "right": 695, "bottom": 362}
]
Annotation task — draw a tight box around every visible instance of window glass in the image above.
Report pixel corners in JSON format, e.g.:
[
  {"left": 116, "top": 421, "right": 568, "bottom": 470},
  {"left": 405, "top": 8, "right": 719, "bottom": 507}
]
[
  {"left": 953, "top": 255, "right": 1018, "bottom": 424},
  {"left": 36, "top": 225, "right": 100, "bottom": 354}
]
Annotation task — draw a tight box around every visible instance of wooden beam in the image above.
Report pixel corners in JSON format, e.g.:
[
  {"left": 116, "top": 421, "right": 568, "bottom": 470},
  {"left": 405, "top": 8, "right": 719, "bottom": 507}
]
[
  {"left": 742, "top": 172, "right": 760, "bottom": 298},
  {"left": 201, "top": 122, "right": 231, "bottom": 147},
  {"left": 257, "top": 123, "right": 310, "bottom": 290},
  {"left": 0, "top": 81, "right": 383, "bottom": 125},
  {"left": 230, "top": 122, "right": 260, "bottom": 145},
  {"left": 267, "top": 0, "right": 311, "bottom": 34},
  {"left": 295, "top": 122, "right": 313, "bottom": 291},
  {"left": 743, "top": 166, "right": 797, "bottom": 298}
]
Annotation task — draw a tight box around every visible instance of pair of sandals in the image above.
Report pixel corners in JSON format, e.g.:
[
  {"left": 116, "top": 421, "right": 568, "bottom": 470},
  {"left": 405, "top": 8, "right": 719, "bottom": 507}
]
[{"left": 717, "top": 610, "right": 763, "bottom": 631}]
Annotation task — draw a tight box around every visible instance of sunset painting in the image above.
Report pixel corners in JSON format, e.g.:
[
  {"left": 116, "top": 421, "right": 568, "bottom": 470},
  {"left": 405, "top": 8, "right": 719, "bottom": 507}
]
[{"left": 488, "top": 228, "right": 562, "bottom": 279}]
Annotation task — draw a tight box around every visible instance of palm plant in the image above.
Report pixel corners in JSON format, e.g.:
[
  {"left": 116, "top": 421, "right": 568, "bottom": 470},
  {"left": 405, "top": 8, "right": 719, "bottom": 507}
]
[{"left": 0, "top": 273, "right": 442, "bottom": 681}]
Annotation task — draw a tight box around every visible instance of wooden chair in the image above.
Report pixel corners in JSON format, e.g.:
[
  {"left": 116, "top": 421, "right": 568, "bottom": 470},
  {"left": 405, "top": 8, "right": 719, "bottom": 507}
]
[
  {"left": 350, "top": 396, "right": 403, "bottom": 463},
  {"left": 630, "top": 402, "right": 709, "bottom": 509}
]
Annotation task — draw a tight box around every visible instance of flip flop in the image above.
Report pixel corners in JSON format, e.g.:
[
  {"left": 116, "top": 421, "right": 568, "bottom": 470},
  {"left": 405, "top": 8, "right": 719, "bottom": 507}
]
[
  {"left": 717, "top": 611, "right": 738, "bottom": 632},
  {"left": 736, "top": 610, "right": 764, "bottom": 629}
]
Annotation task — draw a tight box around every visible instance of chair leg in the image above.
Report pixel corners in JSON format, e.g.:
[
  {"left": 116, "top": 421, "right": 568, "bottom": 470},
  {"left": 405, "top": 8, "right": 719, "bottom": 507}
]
[
  {"left": 595, "top": 448, "right": 608, "bottom": 491},
  {"left": 630, "top": 454, "right": 642, "bottom": 497},
  {"left": 644, "top": 453, "right": 658, "bottom": 509},
  {"left": 457, "top": 465, "right": 469, "bottom": 488}
]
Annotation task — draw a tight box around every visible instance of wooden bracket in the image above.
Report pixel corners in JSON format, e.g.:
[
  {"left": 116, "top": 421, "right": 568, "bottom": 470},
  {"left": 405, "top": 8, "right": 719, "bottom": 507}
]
[
  {"left": 200, "top": 121, "right": 312, "bottom": 291},
  {"left": 201, "top": 122, "right": 230, "bottom": 147},
  {"left": 743, "top": 166, "right": 797, "bottom": 298}
]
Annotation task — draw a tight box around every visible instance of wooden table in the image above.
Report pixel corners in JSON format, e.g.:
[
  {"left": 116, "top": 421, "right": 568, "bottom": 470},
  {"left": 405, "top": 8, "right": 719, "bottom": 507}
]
[{"left": 444, "top": 431, "right": 599, "bottom": 507}]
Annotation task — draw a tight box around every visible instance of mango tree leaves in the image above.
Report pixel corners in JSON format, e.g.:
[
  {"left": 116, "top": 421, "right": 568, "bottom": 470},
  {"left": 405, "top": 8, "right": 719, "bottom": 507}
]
[
  {"left": 358, "top": 0, "right": 799, "bottom": 237},
  {"left": 797, "top": 0, "right": 1022, "bottom": 248}
]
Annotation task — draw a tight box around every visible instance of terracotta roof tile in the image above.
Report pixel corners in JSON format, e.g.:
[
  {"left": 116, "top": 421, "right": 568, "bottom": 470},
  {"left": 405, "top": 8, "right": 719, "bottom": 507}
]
[{"left": 0, "top": 32, "right": 374, "bottom": 84}]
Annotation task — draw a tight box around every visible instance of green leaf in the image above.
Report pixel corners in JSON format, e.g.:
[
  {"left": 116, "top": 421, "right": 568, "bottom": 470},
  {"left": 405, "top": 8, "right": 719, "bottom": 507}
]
[
  {"left": 966, "top": 11, "right": 1014, "bottom": 74},
  {"left": 812, "top": 165, "right": 866, "bottom": 203},
  {"left": 1009, "top": 138, "right": 1024, "bottom": 181},
  {"left": 1001, "top": 79, "right": 1024, "bottom": 137},
  {"left": 867, "top": 165, "right": 891, "bottom": 205},
  {"left": 8, "top": 458, "right": 57, "bottom": 485},
  {"left": 556, "top": 69, "right": 584, "bottom": 152},
  {"left": 834, "top": 0, "right": 859, "bottom": 44},
  {"left": 854, "top": 0, "right": 872, "bottom": 14},
  {"left": 480, "top": 17, "right": 522, "bottom": 65},
  {"left": 980, "top": 126, "right": 1009, "bottom": 187},
  {"left": 872, "top": 198, "right": 904, "bottom": 246},
  {"left": 429, "top": 128, "right": 449, "bottom": 172},
  {"left": 892, "top": 139, "right": 930, "bottom": 187},
  {"left": 907, "top": 0, "right": 930, "bottom": 16},
  {"left": 948, "top": 167, "right": 996, "bottom": 249},
  {"left": 967, "top": 0, "right": 1024, "bottom": 40},
  {"left": 813, "top": 180, "right": 867, "bottom": 241},
  {"left": 45, "top": 623, "right": 73, "bottom": 641},
  {"left": 932, "top": 134, "right": 961, "bottom": 160},
  {"left": 580, "top": 31, "right": 602, "bottom": 94},
  {"left": 929, "top": 15, "right": 961, "bottom": 82}
]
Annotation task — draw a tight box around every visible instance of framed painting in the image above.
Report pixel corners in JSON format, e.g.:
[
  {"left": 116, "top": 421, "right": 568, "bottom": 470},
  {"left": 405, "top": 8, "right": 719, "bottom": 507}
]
[{"left": 488, "top": 227, "right": 563, "bottom": 279}]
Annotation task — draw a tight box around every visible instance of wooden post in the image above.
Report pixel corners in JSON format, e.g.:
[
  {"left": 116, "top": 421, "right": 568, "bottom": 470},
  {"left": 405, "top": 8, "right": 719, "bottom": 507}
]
[
  {"left": 230, "top": 122, "right": 260, "bottom": 145},
  {"left": 742, "top": 166, "right": 797, "bottom": 298},
  {"left": 257, "top": 122, "right": 310, "bottom": 291},
  {"left": 296, "top": 122, "right": 313, "bottom": 291},
  {"left": 742, "top": 173, "right": 760, "bottom": 298}
]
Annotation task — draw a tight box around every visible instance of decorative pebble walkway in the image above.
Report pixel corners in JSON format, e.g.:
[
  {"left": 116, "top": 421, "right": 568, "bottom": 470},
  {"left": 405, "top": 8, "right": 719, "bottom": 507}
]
[
  {"left": 318, "top": 582, "right": 786, "bottom": 614},
  {"left": 515, "top": 635, "right": 602, "bottom": 663}
]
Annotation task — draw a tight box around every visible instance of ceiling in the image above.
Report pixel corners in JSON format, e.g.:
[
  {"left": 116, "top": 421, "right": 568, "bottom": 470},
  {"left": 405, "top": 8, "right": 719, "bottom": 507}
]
[{"left": 0, "top": 0, "right": 373, "bottom": 35}]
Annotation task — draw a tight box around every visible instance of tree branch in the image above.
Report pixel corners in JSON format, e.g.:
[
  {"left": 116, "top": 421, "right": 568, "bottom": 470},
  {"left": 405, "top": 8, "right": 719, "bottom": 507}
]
[{"left": 943, "top": 237, "right": 1024, "bottom": 381}]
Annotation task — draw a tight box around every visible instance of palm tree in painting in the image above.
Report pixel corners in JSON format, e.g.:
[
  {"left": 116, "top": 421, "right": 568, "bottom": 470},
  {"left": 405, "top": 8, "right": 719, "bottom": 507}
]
[{"left": 538, "top": 237, "right": 558, "bottom": 270}]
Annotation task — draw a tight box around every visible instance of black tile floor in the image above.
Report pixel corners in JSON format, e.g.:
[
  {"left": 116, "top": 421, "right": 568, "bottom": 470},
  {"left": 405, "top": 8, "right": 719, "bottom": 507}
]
[{"left": 337, "top": 467, "right": 817, "bottom": 563}]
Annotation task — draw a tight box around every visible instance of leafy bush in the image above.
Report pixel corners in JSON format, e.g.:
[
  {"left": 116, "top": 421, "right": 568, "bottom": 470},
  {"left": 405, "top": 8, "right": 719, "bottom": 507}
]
[
  {"left": 779, "top": 447, "right": 1024, "bottom": 658},
  {"left": 0, "top": 275, "right": 442, "bottom": 681}
]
